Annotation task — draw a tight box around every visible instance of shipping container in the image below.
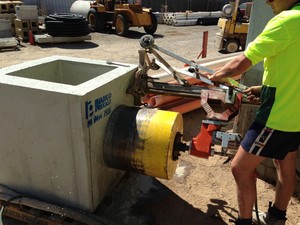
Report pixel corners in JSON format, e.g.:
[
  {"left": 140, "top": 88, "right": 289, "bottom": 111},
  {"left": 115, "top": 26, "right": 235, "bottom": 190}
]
[
  {"left": 141, "top": 0, "right": 226, "bottom": 12},
  {"left": 22, "top": 0, "right": 228, "bottom": 16},
  {"left": 22, "top": 0, "right": 76, "bottom": 15}
]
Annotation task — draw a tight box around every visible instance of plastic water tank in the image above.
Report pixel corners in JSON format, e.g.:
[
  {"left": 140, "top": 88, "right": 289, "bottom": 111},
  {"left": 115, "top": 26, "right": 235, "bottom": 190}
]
[{"left": 70, "top": 0, "right": 93, "bottom": 18}]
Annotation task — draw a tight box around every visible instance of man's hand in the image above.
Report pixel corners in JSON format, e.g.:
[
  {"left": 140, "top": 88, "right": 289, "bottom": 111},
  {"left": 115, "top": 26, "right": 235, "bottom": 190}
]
[
  {"left": 207, "top": 69, "right": 232, "bottom": 84},
  {"left": 243, "top": 85, "right": 262, "bottom": 104},
  {"left": 207, "top": 54, "right": 252, "bottom": 85}
]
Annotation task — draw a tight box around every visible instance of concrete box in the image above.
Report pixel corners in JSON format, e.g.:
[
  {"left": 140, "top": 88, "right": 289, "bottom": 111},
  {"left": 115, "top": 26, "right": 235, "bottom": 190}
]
[
  {"left": 0, "top": 19, "right": 12, "bottom": 38},
  {"left": 15, "top": 5, "right": 38, "bottom": 20},
  {"left": 0, "top": 56, "right": 138, "bottom": 211},
  {"left": 14, "top": 18, "right": 39, "bottom": 30}
]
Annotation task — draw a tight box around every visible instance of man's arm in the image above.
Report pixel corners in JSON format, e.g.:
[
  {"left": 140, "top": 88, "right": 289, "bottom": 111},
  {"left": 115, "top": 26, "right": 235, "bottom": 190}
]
[{"left": 208, "top": 54, "right": 253, "bottom": 83}]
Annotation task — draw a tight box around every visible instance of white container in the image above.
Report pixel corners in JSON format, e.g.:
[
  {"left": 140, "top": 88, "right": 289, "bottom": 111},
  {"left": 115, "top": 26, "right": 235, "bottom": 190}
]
[
  {"left": 0, "top": 56, "right": 138, "bottom": 211},
  {"left": 70, "top": 0, "right": 93, "bottom": 18},
  {"left": 15, "top": 5, "right": 38, "bottom": 20}
]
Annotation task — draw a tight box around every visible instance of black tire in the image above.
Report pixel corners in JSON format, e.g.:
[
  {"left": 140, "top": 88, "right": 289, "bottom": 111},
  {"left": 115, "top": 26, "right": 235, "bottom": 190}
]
[
  {"left": 144, "top": 13, "right": 157, "bottom": 35},
  {"left": 45, "top": 13, "right": 90, "bottom": 37},
  {"left": 46, "top": 13, "right": 86, "bottom": 22},
  {"left": 87, "top": 8, "right": 105, "bottom": 32},
  {"left": 46, "top": 21, "right": 90, "bottom": 37},
  {"left": 115, "top": 14, "right": 129, "bottom": 36}
]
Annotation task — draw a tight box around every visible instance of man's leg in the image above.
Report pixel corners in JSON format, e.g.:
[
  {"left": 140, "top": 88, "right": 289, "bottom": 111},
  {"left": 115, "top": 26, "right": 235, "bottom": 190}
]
[
  {"left": 231, "top": 146, "right": 265, "bottom": 219},
  {"left": 251, "top": 151, "right": 298, "bottom": 224},
  {"left": 273, "top": 151, "right": 298, "bottom": 211}
]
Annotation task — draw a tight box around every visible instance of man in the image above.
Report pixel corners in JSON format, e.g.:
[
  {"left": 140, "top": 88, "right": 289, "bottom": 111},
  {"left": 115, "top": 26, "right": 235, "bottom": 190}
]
[{"left": 207, "top": 0, "right": 300, "bottom": 224}]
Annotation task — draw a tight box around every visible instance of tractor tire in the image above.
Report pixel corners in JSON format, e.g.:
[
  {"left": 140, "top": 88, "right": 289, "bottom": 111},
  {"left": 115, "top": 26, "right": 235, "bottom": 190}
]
[
  {"left": 115, "top": 14, "right": 129, "bottom": 36},
  {"left": 144, "top": 13, "right": 157, "bottom": 35},
  {"left": 224, "top": 39, "right": 240, "bottom": 53},
  {"left": 87, "top": 8, "right": 105, "bottom": 32}
]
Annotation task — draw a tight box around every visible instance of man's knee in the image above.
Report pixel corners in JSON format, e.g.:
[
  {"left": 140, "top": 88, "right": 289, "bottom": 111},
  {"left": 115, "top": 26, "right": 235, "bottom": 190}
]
[{"left": 231, "top": 163, "right": 257, "bottom": 182}]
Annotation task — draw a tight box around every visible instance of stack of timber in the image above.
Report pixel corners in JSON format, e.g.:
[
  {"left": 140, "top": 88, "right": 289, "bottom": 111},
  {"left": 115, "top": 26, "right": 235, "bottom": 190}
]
[
  {"left": 0, "top": 36, "right": 18, "bottom": 51},
  {"left": 34, "top": 33, "right": 91, "bottom": 44},
  {"left": 163, "top": 11, "right": 222, "bottom": 26}
]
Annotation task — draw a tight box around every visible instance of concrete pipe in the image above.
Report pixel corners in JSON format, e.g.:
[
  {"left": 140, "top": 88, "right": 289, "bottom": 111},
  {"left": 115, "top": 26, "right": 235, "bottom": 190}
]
[
  {"left": 103, "top": 105, "right": 188, "bottom": 180},
  {"left": 70, "top": 0, "right": 93, "bottom": 19}
]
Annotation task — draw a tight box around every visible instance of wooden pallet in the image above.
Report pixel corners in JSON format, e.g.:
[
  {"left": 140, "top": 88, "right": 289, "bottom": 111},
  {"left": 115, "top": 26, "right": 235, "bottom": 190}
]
[
  {"left": 0, "top": 37, "right": 18, "bottom": 51},
  {"left": 34, "top": 34, "right": 92, "bottom": 44},
  {"left": 0, "top": 182, "right": 113, "bottom": 225},
  {"left": 1, "top": 201, "right": 71, "bottom": 225},
  {"left": 0, "top": 199, "right": 111, "bottom": 225}
]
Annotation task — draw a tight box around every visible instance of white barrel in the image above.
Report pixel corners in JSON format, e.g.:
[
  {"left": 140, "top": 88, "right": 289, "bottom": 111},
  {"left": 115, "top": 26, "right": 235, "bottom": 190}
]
[{"left": 70, "top": 0, "right": 93, "bottom": 19}]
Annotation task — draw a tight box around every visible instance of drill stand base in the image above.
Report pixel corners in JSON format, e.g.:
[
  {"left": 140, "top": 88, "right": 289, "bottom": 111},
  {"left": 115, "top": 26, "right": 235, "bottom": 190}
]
[{"left": 190, "top": 120, "right": 241, "bottom": 158}]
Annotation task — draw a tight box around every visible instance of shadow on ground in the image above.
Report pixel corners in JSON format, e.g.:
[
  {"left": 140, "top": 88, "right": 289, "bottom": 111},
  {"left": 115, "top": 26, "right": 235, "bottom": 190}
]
[
  {"left": 96, "top": 28, "right": 164, "bottom": 40},
  {"left": 95, "top": 172, "right": 235, "bottom": 225},
  {"left": 36, "top": 41, "right": 99, "bottom": 50}
]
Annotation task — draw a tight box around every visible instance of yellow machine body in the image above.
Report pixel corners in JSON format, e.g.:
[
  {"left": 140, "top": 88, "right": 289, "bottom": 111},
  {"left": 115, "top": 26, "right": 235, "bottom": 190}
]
[
  {"left": 218, "top": 17, "right": 249, "bottom": 35},
  {"left": 103, "top": 105, "right": 183, "bottom": 179}
]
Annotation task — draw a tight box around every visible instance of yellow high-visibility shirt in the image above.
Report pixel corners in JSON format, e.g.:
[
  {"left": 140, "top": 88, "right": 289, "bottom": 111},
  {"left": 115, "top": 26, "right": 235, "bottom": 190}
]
[{"left": 244, "top": 5, "right": 300, "bottom": 131}]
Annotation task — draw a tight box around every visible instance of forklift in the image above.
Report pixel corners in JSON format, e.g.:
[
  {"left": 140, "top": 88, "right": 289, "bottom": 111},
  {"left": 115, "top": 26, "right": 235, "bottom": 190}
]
[{"left": 216, "top": 0, "right": 252, "bottom": 53}]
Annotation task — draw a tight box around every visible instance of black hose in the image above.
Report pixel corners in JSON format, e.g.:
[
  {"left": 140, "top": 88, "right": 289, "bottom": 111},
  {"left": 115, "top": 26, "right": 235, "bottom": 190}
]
[
  {"left": 254, "top": 199, "right": 261, "bottom": 225},
  {"left": 254, "top": 169, "right": 300, "bottom": 225}
]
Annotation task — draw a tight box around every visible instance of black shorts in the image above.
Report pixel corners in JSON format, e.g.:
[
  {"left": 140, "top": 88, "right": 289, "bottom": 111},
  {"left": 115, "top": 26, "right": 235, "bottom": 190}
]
[{"left": 241, "top": 121, "right": 300, "bottom": 160}]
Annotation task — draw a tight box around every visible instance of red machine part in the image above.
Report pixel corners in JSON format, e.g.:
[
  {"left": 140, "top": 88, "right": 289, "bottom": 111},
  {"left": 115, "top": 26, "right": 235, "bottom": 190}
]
[
  {"left": 190, "top": 121, "right": 221, "bottom": 158},
  {"left": 190, "top": 89, "right": 243, "bottom": 158},
  {"left": 201, "top": 89, "right": 243, "bottom": 121}
]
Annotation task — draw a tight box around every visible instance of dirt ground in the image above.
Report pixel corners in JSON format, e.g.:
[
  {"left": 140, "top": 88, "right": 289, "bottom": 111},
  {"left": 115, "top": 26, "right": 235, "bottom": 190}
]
[{"left": 1, "top": 24, "right": 300, "bottom": 225}]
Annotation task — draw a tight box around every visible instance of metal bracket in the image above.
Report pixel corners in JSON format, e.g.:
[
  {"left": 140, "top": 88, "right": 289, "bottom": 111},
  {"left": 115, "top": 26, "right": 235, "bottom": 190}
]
[{"left": 215, "top": 131, "right": 241, "bottom": 154}]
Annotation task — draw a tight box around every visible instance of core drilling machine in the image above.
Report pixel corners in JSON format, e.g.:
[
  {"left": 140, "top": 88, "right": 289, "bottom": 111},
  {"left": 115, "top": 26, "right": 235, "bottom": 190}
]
[{"left": 126, "top": 34, "right": 251, "bottom": 160}]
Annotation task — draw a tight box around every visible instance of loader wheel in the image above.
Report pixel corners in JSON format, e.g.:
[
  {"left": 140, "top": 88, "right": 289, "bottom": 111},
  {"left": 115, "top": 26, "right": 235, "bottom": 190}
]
[
  {"left": 144, "top": 13, "right": 157, "bottom": 35},
  {"left": 87, "top": 8, "right": 104, "bottom": 32},
  {"left": 224, "top": 39, "right": 240, "bottom": 53},
  {"left": 115, "top": 14, "right": 129, "bottom": 36}
]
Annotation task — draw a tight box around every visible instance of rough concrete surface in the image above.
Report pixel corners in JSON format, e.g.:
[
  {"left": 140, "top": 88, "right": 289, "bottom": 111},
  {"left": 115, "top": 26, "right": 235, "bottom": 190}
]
[{"left": 1, "top": 24, "right": 300, "bottom": 225}]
